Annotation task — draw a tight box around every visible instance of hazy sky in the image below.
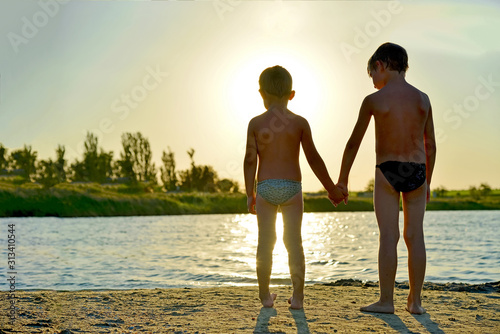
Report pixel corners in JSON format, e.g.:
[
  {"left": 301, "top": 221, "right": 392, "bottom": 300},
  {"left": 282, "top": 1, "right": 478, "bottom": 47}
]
[{"left": 1, "top": 0, "right": 499, "bottom": 191}]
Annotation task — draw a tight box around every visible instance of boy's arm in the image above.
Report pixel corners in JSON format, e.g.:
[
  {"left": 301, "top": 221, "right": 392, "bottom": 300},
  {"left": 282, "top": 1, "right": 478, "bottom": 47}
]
[
  {"left": 301, "top": 119, "right": 342, "bottom": 203},
  {"left": 424, "top": 102, "right": 437, "bottom": 202},
  {"left": 243, "top": 120, "right": 258, "bottom": 214},
  {"left": 338, "top": 96, "right": 372, "bottom": 187}
]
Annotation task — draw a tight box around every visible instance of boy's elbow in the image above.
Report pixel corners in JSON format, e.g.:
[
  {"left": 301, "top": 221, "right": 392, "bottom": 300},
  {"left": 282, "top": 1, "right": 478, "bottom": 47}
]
[
  {"left": 425, "top": 146, "right": 436, "bottom": 165},
  {"left": 307, "top": 153, "right": 325, "bottom": 171},
  {"left": 244, "top": 147, "right": 257, "bottom": 163},
  {"left": 345, "top": 139, "right": 359, "bottom": 152},
  {"left": 244, "top": 154, "right": 257, "bottom": 168},
  {"left": 424, "top": 139, "right": 437, "bottom": 156},
  {"left": 304, "top": 149, "right": 321, "bottom": 165},
  {"left": 243, "top": 159, "right": 254, "bottom": 170}
]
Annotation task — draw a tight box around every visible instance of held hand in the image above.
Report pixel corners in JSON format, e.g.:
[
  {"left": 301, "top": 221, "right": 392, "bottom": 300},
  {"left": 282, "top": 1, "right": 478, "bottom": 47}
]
[
  {"left": 336, "top": 182, "right": 349, "bottom": 205},
  {"left": 247, "top": 194, "right": 256, "bottom": 214},
  {"left": 328, "top": 186, "right": 346, "bottom": 207}
]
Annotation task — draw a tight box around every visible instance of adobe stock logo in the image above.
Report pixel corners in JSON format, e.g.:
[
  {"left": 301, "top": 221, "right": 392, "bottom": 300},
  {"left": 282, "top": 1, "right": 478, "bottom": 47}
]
[
  {"left": 7, "top": 0, "right": 69, "bottom": 54},
  {"left": 212, "top": 0, "right": 241, "bottom": 21},
  {"left": 340, "top": 1, "right": 403, "bottom": 63}
]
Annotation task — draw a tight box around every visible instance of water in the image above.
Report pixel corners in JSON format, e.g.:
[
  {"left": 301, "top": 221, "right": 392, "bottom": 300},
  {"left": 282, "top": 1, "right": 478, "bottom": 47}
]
[{"left": 1, "top": 211, "right": 498, "bottom": 290}]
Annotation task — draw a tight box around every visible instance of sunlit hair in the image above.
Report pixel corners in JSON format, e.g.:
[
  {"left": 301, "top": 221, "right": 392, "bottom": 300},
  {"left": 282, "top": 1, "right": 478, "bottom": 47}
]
[
  {"left": 259, "top": 65, "right": 293, "bottom": 98},
  {"left": 367, "top": 42, "right": 409, "bottom": 76}
]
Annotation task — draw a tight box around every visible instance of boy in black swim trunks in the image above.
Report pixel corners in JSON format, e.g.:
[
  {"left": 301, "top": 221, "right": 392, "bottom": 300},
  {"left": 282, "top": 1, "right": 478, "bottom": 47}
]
[{"left": 337, "top": 43, "right": 436, "bottom": 314}]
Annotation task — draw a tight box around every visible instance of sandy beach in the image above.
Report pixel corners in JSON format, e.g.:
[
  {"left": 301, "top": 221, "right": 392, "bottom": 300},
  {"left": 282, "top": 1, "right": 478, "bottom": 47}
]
[{"left": 1, "top": 281, "right": 499, "bottom": 333}]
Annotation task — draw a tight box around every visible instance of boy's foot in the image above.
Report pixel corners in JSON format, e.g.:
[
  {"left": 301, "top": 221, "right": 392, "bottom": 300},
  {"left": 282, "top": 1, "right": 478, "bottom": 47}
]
[
  {"left": 360, "top": 301, "right": 394, "bottom": 314},
  {"left": 406, "top": 304, "right": 426, "bottom": 314},
  {"left": 287, "top": 296, "right": 303, "bottom": 310},
  {"left": 407, "top": 294, "right": 426, "bottom": 314},
  {"left": 260, "top": 293, "right": 277, "bottom": 308}
]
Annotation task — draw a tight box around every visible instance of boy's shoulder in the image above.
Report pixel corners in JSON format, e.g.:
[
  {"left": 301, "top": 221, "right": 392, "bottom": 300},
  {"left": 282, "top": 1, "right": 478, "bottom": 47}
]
[
  {"left": 249, "top": 109, "right": 308, "bottom": 127},
  {"left": 403, "top": 81, "right": 430, "bottom": 99},
  {"left": 402, "top": 83, "right": 431, "bottom": 108},
  {"left": 247, "top": 112, "right": 266, "bottom": 127},
  {"left": 367, "top": 82, "right": 430, "bottom": 102},
  {"left": 364, "top": 83, "right": 431, "bottom": 117},
  {"left": 413, "top": 85, "right": 430, "bottom": 103}
]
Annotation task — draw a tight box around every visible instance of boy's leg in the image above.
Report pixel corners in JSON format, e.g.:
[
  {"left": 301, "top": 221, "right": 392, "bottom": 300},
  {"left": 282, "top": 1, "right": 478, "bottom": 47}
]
[
  {"left": 280, "top": 192, "right": 305, "bottom": 309},
  {"left": 402, "top": 182, "right": 427, "bottom": 314},
  {"left": 361, "top": 169, "right": 400, "bottom": 313},
  {"left": 256, "top": 195, "right": 278, "bottom": 307}
]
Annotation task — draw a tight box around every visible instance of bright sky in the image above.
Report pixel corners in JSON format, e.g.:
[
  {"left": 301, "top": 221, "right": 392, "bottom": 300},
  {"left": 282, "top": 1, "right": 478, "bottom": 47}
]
[{"left": 0, "top": 0, "right": 499, "bottom": 192}]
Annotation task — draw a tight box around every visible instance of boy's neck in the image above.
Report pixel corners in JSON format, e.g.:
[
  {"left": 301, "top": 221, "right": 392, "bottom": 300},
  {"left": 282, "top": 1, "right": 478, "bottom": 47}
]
[
  {"left": 384, "top": 70, "right": 406, "bottom": 86},
  {"left": 260, "top": 89, "right": 294, "bottom": 111},
  {"left": 264, "top": 97, "right": 289, "bottom": 111}
]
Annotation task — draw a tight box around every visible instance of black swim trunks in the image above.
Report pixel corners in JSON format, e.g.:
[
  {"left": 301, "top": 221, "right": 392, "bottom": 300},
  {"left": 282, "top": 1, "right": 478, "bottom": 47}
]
[{"left": 376, "top": 161, "right": 426, "bottom": 193}]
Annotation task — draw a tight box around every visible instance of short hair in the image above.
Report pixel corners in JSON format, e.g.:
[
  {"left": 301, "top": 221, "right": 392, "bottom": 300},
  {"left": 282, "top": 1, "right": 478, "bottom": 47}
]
[
  {"left": 259, "top": 65, "right": 293, "bottom": 98},
  {"left": 367, "top": 42, "right": 408, "bottom": 76}
]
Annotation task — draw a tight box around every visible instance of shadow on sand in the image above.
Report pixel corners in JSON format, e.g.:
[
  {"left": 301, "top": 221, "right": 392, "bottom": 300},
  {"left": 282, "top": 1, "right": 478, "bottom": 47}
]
[
  {"left": 411, "top": 313, "right": 445, "bottom": 334},
  {"left": 363, "top": 312, "right": 418, "bottom": 333},
  {"left": 363, "top": 311, "right": 445, "bottom": 334},
  {"left": 289, "top": 308, "right": 311, "bottom": 334},
  {"left": 253, "top": 307, "right": 311, "bottom": 334},
  {"left": 254, "top": 307, "right": 279, "bottom": 334}
]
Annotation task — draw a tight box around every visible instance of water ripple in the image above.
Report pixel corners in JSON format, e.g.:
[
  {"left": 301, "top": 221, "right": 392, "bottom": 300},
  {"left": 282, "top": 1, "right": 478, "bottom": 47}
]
[{"left": 0, "top": 211, "right": 498, "bottom": 290}]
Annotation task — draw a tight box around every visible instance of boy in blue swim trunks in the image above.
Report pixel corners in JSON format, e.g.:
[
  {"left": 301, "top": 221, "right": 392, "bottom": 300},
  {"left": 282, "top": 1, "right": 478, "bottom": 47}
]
[
  {"left": 244, "top": 65, "right": 346, "bottom": 309},
  {"left": 337, "top": 43, "right": 436, "bottom": 314}
]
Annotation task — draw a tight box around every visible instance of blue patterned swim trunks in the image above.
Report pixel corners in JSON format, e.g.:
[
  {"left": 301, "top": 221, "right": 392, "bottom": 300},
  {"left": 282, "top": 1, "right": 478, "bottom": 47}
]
[{"left": 257, "top": 179, "right": 302, "bottom": 205}]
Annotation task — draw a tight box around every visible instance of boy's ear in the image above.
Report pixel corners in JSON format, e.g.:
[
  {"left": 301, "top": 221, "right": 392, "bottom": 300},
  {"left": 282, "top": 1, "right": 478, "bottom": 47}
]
[
  {"left": 259, "top": 89, "right": 267, "bottom": 99},
  {"left": 376, "top": 60, "right": 386, "bottom": 72},
  {"left": 289, "top": 90, "right": 295, "bottom": 100}
]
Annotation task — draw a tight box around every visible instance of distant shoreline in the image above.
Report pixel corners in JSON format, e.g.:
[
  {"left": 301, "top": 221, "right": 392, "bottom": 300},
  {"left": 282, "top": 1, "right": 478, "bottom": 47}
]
[{"left": 1, "top": 181, "right": 500, "bottom": 217}]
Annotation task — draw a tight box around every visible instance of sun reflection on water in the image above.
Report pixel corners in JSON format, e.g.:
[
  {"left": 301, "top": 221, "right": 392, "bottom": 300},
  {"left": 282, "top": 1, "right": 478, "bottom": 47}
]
[
  {"left": 229, "top": 211, "right": 384, "bottom": 284},
  {"left": 4, "top": 211, "right": 497, "bottom": 290}
]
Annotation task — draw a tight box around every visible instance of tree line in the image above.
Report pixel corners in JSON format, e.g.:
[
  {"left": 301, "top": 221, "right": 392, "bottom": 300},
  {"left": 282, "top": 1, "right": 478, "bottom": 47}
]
[
  {"left": 0, "top": 132, "right": 239, "bottom": 193},
  {"left": 433, "top": 184, "right": 493, "bottom": 200}
]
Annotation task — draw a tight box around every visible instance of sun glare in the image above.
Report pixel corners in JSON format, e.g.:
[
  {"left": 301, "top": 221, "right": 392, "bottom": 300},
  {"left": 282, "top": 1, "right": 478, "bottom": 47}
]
[{"left": 227, "top": 52, "right": 324, "bottom": 123}]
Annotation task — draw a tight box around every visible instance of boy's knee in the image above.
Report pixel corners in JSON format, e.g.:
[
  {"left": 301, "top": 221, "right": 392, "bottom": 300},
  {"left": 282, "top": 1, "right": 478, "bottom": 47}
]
[
  {"left": 403, "top": 230, "right": 423, "bottom": 245},
  {"left": 380, "top": 230, "right": 400, "bottom": 244},
  {"left": 258, "top": 233, "right": 277, "bottom": 248},
  {"left": 283, "top": 234, "right": 302, "bottom": 250}
]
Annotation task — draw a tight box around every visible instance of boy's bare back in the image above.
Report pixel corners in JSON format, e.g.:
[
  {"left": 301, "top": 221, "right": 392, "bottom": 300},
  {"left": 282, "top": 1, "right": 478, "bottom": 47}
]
[
  {"left": 247, "top": 108, "right": 310, "bottom": 182},
  {"left": 367, "top": 80, "right": 432, "bottom": 164}
]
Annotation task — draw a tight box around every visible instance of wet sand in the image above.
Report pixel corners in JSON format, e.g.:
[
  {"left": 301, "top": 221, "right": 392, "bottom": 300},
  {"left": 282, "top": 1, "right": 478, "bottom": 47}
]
[{"left": 1, "top": 281, "right": 499, "bottom": 333}]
